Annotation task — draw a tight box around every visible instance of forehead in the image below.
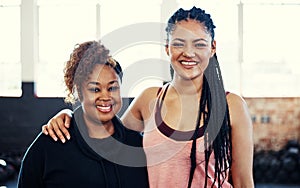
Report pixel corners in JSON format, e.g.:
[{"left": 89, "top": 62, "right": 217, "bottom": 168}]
[
  {"left": 88, "top": 64, "right": 119, "bottom": 83},
  {"left": 170, "top": 19, "right": 211, "bottom": 40}
]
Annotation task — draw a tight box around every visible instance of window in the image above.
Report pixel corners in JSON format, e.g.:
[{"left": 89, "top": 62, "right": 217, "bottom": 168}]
[
  {"left": 0, "top": 0, "right": 21, "bottom": 97},
  {"left": 36, "top": 0, "right": 164, "bottom": 98},
  {"left": 10, "top": 0, "right": 299, "bottom": 98},
  {"left": 241, "top": 2, "right": 300, "bottom": 97},
  {"left": 36, "top": 0, "right": 98, "bottom": 97}
]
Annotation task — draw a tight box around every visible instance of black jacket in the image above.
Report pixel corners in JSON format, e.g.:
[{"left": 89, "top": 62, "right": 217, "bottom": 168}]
[{"left": 18, "top": 106, "right": 149, "bottom": 188}]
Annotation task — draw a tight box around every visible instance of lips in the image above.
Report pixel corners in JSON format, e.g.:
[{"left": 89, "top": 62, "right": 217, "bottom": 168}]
[{"left": 96, "top": 104, "right": 113, "bottom": 113}]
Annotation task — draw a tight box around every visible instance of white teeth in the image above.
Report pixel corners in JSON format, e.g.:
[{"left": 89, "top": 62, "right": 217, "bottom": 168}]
[
  {"left": 181, "top": 61, "right": 197, "bottom": 65},
  {"left": 96, "top": 105, "right": 111, "bottom": 111}
]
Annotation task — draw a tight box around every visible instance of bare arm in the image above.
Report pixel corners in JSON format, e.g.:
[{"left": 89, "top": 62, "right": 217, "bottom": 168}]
[
  {"left": 227, "top": 93, "right": 254, "bottom": 188},
  {"left": 121, "top": 98, "right": 144, "bottom": 132},
  {"left": 42, "top": 109, "right": 73, "bottom": 143},
  {"left": 121, "top": 87, "right": 160, "bottom": 132},
  {"left": 42, "top": 87, "right": 159, "bottom": 141}
]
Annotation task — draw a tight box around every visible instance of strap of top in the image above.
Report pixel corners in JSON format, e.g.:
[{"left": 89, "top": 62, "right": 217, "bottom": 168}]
[{"left": 154, "top": 83, "right": 206, "bottom": 141}]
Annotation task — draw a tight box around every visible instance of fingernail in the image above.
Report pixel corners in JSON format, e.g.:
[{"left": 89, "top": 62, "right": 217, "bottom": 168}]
[
  {"left": 67, "top": 135, "right": 70, "bottom": 140},
  {"left": 62, "top": 139, "right": 65, "bottom": 143},
  {"left": 54, "top": 137, "right": 58, "bottom": 142}
]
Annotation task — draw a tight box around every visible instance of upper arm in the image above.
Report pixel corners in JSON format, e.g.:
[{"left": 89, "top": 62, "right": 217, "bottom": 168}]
[
  {"left": 121, "top": 87, "right": 159, "bottom": 132},
  {"left": 18, "top": 134, "right": 45, "bottom": 187},
  {"left": 227, "top": 93, "right": 254, "bottom": 187}
]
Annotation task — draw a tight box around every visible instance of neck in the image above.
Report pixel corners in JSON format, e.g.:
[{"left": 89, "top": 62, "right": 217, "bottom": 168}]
[{"left": 171, "top": 75, "right": 203, "bottom": 95}]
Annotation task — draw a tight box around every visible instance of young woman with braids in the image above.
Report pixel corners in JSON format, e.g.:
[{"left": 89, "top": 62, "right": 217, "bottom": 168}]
[{"left": 41, "top": 7, "right": 254, "bottom": 187}]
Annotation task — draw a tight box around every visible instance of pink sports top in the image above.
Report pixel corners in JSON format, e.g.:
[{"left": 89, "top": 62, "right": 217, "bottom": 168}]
[{"left": 143, "top": 85, "right": 232, "bottom": 188}]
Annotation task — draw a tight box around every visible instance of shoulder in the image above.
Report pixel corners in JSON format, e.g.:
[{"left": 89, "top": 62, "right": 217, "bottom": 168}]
[
  {"left": 113, "top": 115, "right": 143, "bottom": 146},
  {"left": 130, "top": 86, "right": 162, "bottom": 112},
  {"left": 136, "top": 86, "right": 162, "bottom": 101},
  {"left": 133, "top": 85, "right": 168, "bottom": 107},
  {"left": 226, "top": 92, "right": 252, "bottom": 128},
  {"left": 26, "top": 126, "right": 76, "bottom": 157},
  {"left": 122, "top": 86, "right": 164, "bottom": 131},
  {"left": 226, "top": 92, "right": 248, "bottom": 109},
  {"left": 22, "top": 132, "right": 53, "bottom": 162},
  {"left": 26, "top": 132, "right": 52, "bottom": 150},
  {"left": 123, "top": 127, "right": 143, "bottom": 147}
]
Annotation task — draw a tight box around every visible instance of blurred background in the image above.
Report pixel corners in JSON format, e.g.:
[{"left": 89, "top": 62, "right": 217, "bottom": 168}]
[{"left": 0, "top": 0, "right": 299, "bottom": 187}]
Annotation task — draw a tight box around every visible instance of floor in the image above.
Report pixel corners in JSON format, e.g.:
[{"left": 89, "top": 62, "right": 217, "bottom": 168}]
[
  {"left": 256, "top": 185, "right": 300, "bottom": 188},
  {"left": 1, "top": 178, "right": 299, "bottom": 188}
]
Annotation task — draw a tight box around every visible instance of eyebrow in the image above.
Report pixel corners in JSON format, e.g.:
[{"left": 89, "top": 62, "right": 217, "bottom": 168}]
[
  {"left": 193, "top": 38, "right": 208, "bottom": 43},
  {"left": 87, "top": 80, "right": 119, "bottom": 86},
  {"left": 172, "top": 38, "right": 208, "bottom": 43}
]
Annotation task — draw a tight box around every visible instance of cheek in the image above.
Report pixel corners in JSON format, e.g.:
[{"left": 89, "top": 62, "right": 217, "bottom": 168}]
[
  {"left": 113, "top": 95, "right": 122, "bottom": 112},
  {"left": 113, "top": 93, "right": 122, "bottom": 104},
  {"left": 169, "top": 48, "right": 181, "bottom": 59},
  {"left": 200, "top": 51, "right": 213, "bottom": 61},
  {"left": 81, "top": 91, "right": 96, "bottom": 104}
]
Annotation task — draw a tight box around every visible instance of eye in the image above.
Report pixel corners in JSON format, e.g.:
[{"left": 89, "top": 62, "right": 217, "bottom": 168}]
[
  {"left": 171, "top": 42, "right": 184, "bottom": 47},
  {"left": 195, "top": 43, "right": 207, "bottom": 48},
  {"left": 88, "top": 88, "right": 100, "bottom": 92},
  {"left": 108, "top": 86, "right": 120, "bottom": 92}
]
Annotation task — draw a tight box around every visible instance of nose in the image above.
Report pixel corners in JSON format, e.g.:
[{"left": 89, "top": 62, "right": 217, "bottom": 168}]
[
  {"left": 98, "top": 90, "right": 111, "bottom": 101},
  {"left": 182, "top": 45, "right": 195, "bottom": 57}
]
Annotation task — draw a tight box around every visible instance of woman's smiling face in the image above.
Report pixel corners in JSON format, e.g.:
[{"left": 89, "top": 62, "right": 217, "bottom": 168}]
[
  {"left": 166, "top": 19, "right": 216, "bottom": 80},
  {"left": 80, "top": 64, "right": 122, "bottom": 126}
]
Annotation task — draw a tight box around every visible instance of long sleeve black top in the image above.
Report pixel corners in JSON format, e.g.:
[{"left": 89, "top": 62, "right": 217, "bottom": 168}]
[{"left": 18, "top": 106, "right": 149, "bottom": 188}]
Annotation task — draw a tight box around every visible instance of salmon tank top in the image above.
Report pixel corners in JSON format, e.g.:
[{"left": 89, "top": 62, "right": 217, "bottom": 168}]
[{"left": 143, "top": 84, "right": 232, "bottom": 188}]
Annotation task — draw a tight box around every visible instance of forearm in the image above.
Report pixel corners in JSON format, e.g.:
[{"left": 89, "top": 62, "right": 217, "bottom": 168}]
[{"left": 232, "top": 175, "right": 254, "bottom": 188}]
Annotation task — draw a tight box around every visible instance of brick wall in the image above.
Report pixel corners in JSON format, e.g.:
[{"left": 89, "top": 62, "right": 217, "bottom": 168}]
[{"left": 245, "top": 97, "right": 300, "bottom": 151}]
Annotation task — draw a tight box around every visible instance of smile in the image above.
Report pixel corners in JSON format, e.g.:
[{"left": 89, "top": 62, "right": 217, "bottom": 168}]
[
  {"left": 96, "top": 105, "right": 112, "bottom": 113},
  {"left": 180, "top": 61, "right": 198, "bottom": 66}
]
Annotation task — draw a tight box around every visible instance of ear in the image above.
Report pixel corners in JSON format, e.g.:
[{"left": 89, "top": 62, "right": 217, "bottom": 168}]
[
  {"left": 211, "top": 40, "right": 216, "bottom": 57},
  {"left": 165, "top": 44, "right": 170, "bottom": 56}
]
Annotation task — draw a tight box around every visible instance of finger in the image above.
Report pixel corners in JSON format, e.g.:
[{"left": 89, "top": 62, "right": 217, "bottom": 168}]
[
  {"left": 47, "top": 123, "right": 58, "bottom": 142},
  {"left": 52, "top": 120, "right": 66, "bottom": 143},
  {"left": 64, "top": 115, "right": 71, "bottom": 128},
  {"left": 42, "top": 125, "right": 49, "bottom": 135},
  {"left": 57, "top": 118, "right": 71, "bottom": 140}
]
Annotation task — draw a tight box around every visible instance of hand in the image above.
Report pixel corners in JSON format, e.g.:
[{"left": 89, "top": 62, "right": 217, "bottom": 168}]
[{"left": 42, "top": 109, "right": 73, "bottom": 143}]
